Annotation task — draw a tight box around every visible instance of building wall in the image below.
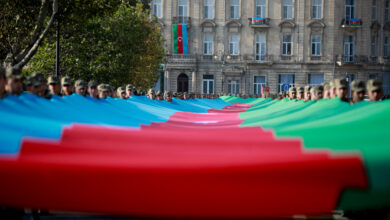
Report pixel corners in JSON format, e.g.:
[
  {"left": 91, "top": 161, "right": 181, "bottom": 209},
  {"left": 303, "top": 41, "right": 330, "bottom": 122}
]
[{"left": 154, "top": 0, "right": 390, "bottom": 95}]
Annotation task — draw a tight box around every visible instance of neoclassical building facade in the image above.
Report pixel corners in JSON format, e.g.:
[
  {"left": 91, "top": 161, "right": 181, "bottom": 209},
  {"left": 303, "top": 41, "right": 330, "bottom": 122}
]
[{"left": 152, "top": 0, "right": 390, "bottom": 95}]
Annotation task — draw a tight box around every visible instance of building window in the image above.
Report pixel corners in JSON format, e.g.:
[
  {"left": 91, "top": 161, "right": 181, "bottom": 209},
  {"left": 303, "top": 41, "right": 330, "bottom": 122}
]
[
  {"left": 372, "top": 0, "right": 377, "bottom": 21},
  {"left": 203, "top": 34, "right": 213, "bottom": 55},
  {"left": 345, "top": 0, "right": 355, "bottom": 20},
  {"left": 369, "top": 73, "right": 378, "bottom": 79},
  {"left": 283, "top": 0, "right": 293, "bottom": 19},
  {"left": 178, "top": 0, "right": 188, "bottom": 17},
  {"left": 254, "top": 76, "right": 266, "bottom": 95},
  {"left": 255, "top": 0, "right": 266, "bottom": 18},
  {"left": 202, "top": 75, "right": 214, "bottom": 94},
  {"left": 307, "top": 73, "right": 324, "bottom": 86},
  {"left": 371, "top": 36, "right": 376, "bottom": 57},
  {"left": 278, "top": 74, "right": 294, "bottom": 92},
  {"left": 229, "top": 34, "right": 239, "bottom": 55},
  {"left": 344, "top": 35, "right": 354, "bottom": 62},
  {"left": 386, "top": 1, "right": 389, "bottom": 22},
  {"left": 204, "top": 0, "right": 214, "bottom": 19},
  {"left": 153, "top": 0, "right": 162, "bottom": 18},
  {"left": 311, "top": 35, "right": 321, "bottom": 56},
  {"left": 282, "top": 34, "right": 292, "bottom": 56},
  {"left": 228, "top": 80, "right": 240, "bottom": 94},
  {"left": 384, "top": 36, "right": 389, "bottom": 57},
  {"left": 230, "top": 0, "right": 240, "bottom": 19},
  {"left": 255, "top": 33, "right": 266, "bottom": 61},
  {"left": 312, "top": 0, "right": 322, "bottom": 19}
]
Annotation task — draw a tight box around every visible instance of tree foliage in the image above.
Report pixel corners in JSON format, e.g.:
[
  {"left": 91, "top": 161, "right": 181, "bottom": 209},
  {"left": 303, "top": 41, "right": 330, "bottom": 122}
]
[{"left": 28, "top": 2, "right": 165, "bottom": 89}]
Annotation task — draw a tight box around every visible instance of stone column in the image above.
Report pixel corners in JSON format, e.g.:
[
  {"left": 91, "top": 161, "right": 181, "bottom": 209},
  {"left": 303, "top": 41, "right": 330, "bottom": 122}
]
[
  {"left": 165, "top": 70, "right": 170, "bottom": 91},
  {"left": 192, "top": 71, "right": 197, "bottom": 93}
]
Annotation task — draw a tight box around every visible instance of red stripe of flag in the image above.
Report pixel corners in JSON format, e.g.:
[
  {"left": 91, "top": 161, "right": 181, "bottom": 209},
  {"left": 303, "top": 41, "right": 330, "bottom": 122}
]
[{"left": 177, "top": 24, "right": 183, "bottom": 54}]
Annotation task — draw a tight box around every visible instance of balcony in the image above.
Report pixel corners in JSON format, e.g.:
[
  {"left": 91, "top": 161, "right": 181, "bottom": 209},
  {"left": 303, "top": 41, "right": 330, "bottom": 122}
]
[
  {"left": 336, "top": 55, "right": 368, "bottom": 66},
  {"left": 248, "top": 18, "right": 271, "bottom": 28},
  {"left": 244, "top": 54, "right": 273, "bottom": 65},
  {"left": 224, "top": 55, "right": 244, "bottom": 63},
  {"left": 340, "top": 18, "right": 362, "bottom": 30},
  {"left": 199, "top": 54, "right": 219, "bottom": 62},
  {"left": 167, "top": 54, "right": 197, "bottom": 64},
  {"left": 172, "top": 16, "right": 191, "bottom": 28}
]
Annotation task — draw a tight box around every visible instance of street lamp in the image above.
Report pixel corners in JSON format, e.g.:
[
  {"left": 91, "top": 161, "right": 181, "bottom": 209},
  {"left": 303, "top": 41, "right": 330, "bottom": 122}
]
[{"left": 55, "top": 13, "right": 60, "bottom": 77}]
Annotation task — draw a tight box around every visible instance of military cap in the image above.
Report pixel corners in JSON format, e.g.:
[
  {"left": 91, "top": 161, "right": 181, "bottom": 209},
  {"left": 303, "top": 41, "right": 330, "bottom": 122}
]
[
  {"left": 323, "top": 83, "right": 331, "bottom": 91},
  {"left": 289, "top": 87, "right": 297, "bottom": 93},
  {"left": 98, "top": 84, "right": 109, "bottom": 92},
  {"left": 117, "top": 86, "right": 126, "bottom": 93},
  {"left": 75, "top": 79, "right": 87, "bottom": 89},
  {"left": 366, "top": 79, "right": 382, "bottom": 92},
  {"left": 148, "top": 89, "right": 155, "bottom": 94},
  {"left": 351, "top": 80, "right": 366, "bottom": 93},
  {"left": 31, "top": 76, "right": 42, "bottom": 87},
  {"left": 88, "top": 80, "right": 98, "bottom": 88},
  {"left": 126, "top": 84, "right": 134, "bottom": 90},
  {"left": 329, "top": 79, "right": 336, "bottom": 89},
  {"left": 334, "top": 78, "right": 348, "bottom": 89},
  {"left": 32, "top": 73, "right": 45, "bottom": 83},
  {"left": 6, "top": 68, "right": 23, "bottom": 79},
  {"left": 304, "top": 85, "right": 312, "bottom": 93},
  {"left": 61, "top": 76, "right": 73, "bottom": 86},
  {"left": 156, "top": 91, "right": 162, "bottom": 96},
  {"left": 0, "top": 66, "right": 5, "bottom": 78},
  {"left": 48, "top": 75, "right": 59, "bottom": 84},
  {"left": 296, "top": 87, "right": 304, "bottom": 93},
  {"left": 311, "top": 85, "right": 324, "bottom": 94}
]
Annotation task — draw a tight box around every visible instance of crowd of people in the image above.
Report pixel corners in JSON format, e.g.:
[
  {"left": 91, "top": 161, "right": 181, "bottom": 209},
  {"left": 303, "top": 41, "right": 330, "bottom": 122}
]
[
  {"left": 0, "top": 67, "right": 386, "bottom": 104},
  {"left": 276, "top": 78, "right": 385, "bottom": 104}
]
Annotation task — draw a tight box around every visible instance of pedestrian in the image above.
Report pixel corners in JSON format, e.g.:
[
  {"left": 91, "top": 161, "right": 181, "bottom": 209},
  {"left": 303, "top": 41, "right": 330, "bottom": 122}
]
[
  {"left": 323, "top": 83, "right": 331, "bottom": 99},
  {"left": 296, "top": 87, "right": 304, "bottom": 100},
  {"left": 304, "top": 85, "right": 312, "bottom": 102},
  {"left": 366, "top": 79, "right": 383, "bottom": 102},
  {"left": 98, "top": 84, "right": 109, "bottom": 99},
  {"left": 48, "top": 76, "right": 61, "bottom": 96},
  {"left": 88, "top": 80, "right": 99, "bottom": 99},
  {"left": 334, "top": 78, "right": 349, "bottom": 102},
  {"left": 148, "top": 89, "right": 156, "bottom": 100},
  {"left": 0, "top": 67, "right": 7, "bottom": 98},
  {"left": 164, "top": 91, "right": 173, "bottom": 102},
  {"left": 126, "top": 84, "right": 133, "bottom": 98},
  {"left": 5, "top": 68, "right": 23, "bottom": 96},
  {"left": 329, "top": 79, "right": 337, "bottom": 99},
  {"left": 350, "top": 80, "right": 366, "bottom": 104},
  {"left": 288, "top": 87, "right": 297, "bottom": 100},
  {"left": 117, "top": 87, "right": 127, "bottom": 99},
  {"left": 61, "top": 76, "right": 74, "bottom": 96},
  {"left": 310, "top": 85, "right": 324, "bottom": 101},
  {"left": 75, "top": 79, "right": 87, "bottom": 96},
  {"left": 30, "top": 76, "right": 42, "bottom": 97}
]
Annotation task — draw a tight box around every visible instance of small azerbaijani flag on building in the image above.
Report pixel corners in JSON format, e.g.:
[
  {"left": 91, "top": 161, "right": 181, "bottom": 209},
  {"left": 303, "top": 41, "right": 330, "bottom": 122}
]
[
  {"left": 172, "top": 24, "right": 188, "bottom": 54},
  {"left": 348, "top": 18, "right": 361, "bottom": 26},
  {"left": 252, "top": 17, "right": 265, "bottom": 25}
]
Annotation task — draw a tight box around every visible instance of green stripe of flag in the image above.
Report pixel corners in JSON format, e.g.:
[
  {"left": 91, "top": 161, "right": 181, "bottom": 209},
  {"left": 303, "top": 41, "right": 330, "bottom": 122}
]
[{"left": 172, "top": 25, "right": 178, "bottom": 54}]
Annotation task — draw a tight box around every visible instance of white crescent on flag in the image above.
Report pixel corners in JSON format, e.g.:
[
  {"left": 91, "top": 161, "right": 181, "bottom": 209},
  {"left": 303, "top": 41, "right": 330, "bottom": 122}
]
[{"left": 178, "top": 37, "right": 183, "bottom": 43}]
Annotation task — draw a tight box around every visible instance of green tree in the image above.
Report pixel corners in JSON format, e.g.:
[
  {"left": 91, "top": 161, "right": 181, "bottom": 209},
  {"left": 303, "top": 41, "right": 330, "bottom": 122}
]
[
  {"left": 0, "top": 0, "right": 124, "bottom": 73},
  {"left": 28, "top": 2, "right": 166, "bottom": 89}
]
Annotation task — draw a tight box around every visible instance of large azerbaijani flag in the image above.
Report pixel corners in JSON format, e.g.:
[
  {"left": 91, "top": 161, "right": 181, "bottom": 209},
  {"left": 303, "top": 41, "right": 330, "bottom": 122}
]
[
  {"left": 172, "top": 24, "right": 188, "bottom": 54},
  {"left": 0, "top": 92, "right": 390, "bottom": 218}
]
